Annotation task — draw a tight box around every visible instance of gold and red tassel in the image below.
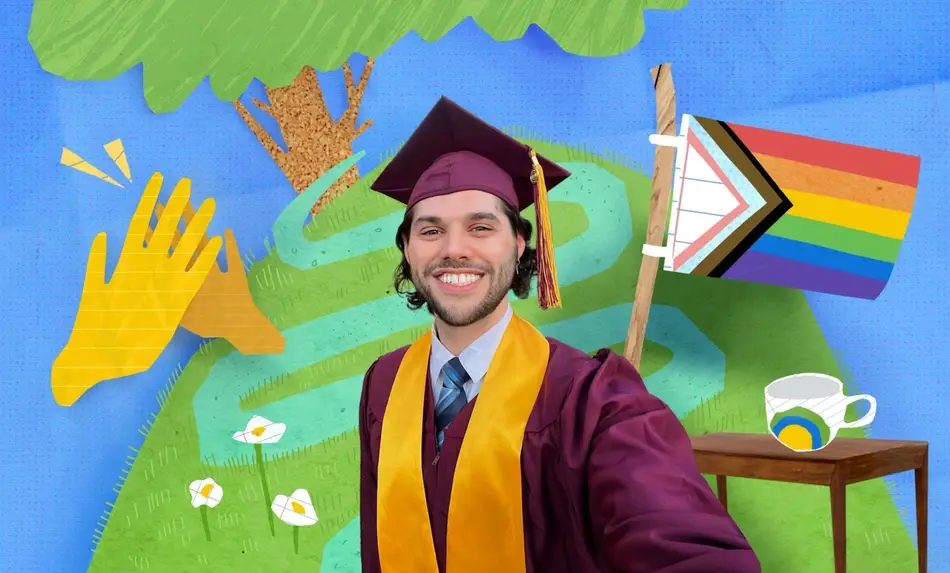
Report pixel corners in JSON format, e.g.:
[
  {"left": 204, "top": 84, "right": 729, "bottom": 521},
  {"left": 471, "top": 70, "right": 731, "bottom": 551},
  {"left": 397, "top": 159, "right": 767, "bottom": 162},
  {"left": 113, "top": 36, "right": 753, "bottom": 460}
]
[{"left": 529, "top": 148, "right": 562, "bottom": 309}]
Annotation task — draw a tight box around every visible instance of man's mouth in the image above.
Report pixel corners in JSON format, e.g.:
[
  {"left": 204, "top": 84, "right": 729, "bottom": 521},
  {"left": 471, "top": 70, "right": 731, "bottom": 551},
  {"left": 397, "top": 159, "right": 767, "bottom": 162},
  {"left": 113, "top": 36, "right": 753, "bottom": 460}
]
[{"left": 432, "top": 269, "right": 485, "bottom": 287}]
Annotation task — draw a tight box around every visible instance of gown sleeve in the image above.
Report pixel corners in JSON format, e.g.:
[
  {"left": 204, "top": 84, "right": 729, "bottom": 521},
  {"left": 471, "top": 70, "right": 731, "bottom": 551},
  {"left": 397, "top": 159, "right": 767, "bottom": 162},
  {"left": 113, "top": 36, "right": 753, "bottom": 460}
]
[
  {"left": 359, "top": 359, "right": 382, "bottom": 573},
  {"left": 576, "top": 351, "right": 762, "bottom": 572}
]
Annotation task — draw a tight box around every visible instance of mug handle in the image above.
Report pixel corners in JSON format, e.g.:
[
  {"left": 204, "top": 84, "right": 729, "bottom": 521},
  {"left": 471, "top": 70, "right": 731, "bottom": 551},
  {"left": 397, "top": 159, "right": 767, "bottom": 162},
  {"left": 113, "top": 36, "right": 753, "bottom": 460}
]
[{"left": 837, "top": 394, "right": 877, "bottom": 428}]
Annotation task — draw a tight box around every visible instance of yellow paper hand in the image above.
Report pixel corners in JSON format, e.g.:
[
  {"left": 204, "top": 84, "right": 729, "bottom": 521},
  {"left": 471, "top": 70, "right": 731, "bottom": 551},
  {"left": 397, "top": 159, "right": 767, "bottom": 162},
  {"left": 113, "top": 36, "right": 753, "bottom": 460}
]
[
  {"left": 149, "top": 200, "right": 285, "bottom": 355},
  {"left": 51, "top": 173, "right": 223, "bottom": 406}
]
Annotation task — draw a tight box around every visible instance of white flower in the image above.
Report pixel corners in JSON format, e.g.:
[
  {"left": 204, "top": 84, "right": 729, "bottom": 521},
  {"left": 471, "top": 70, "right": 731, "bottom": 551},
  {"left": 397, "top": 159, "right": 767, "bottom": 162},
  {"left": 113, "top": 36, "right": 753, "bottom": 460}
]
[
  {"left": 232, "top": 415, "right": 286, "bottom": 444},
  {"left": 271, "top": 488, "right": 318, "bottom": 527},
  {"left": 188, "top": 478, "right": 223, "bottom": 508}
]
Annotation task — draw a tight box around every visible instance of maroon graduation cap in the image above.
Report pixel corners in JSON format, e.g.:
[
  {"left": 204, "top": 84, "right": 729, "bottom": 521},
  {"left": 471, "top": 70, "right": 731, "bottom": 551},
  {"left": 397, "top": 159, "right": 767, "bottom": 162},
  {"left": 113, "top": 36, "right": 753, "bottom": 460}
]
[{"left": 370, "top": 96, "right": 572, "bottom": 309}]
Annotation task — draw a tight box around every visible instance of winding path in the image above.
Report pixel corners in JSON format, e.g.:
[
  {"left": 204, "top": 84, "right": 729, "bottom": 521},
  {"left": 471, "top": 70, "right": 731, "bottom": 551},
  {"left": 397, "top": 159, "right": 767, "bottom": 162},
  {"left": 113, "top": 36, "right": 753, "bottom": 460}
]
[{"left": 189, "top": 153, "right": 726, "bottom": 569}]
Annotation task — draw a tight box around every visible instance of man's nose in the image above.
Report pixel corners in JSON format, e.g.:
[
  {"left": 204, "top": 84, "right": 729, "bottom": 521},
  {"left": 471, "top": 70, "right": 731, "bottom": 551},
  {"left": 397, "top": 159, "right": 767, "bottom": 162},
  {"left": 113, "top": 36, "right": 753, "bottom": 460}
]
[{"left": 441, "top": 229, "right": 473, "bottom": 260}]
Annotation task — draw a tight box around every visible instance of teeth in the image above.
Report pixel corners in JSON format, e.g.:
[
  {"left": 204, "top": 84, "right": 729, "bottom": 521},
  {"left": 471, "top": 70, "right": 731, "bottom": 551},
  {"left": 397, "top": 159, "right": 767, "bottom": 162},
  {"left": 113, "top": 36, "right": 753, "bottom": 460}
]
[{"left": 438, "top": 273, "right": 481, "bottom": 286}]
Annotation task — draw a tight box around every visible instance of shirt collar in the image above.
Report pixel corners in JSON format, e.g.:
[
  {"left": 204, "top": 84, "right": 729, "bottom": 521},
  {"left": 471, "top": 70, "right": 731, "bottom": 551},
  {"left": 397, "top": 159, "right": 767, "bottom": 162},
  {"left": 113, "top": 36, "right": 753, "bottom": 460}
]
[{"left": 430, "top": 304, "right": 513, "bottom": 382}]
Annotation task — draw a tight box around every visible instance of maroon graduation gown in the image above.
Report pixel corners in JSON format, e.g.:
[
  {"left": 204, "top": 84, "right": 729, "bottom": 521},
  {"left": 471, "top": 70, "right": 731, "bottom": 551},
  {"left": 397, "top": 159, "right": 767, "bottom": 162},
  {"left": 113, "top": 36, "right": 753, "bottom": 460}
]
[{"left": 358, "top": 338, "right": 761, "bottom": 572}]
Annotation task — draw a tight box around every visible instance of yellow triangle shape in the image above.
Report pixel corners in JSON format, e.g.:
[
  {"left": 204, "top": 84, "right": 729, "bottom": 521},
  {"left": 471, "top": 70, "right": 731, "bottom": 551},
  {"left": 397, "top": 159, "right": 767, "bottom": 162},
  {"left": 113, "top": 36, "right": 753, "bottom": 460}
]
[
  {"left": 60, "top": 147, "right": 125, "bottom": 188},
  {"left": 103, "top": 138, "right": 132, "bottom": 182}
]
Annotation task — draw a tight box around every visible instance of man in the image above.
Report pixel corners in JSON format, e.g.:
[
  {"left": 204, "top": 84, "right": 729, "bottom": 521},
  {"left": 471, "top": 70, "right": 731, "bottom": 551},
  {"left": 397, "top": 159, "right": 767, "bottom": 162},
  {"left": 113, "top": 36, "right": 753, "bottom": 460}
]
[{"left": 358, "top": 96, "right": 761, "bottom": 573}]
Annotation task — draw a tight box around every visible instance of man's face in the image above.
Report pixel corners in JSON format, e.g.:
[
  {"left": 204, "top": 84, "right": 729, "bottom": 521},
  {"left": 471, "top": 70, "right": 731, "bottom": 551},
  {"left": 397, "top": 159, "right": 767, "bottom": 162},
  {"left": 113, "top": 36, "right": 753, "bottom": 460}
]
[{"left": 404, "top": 190, "right": 525, "bottom": 327}]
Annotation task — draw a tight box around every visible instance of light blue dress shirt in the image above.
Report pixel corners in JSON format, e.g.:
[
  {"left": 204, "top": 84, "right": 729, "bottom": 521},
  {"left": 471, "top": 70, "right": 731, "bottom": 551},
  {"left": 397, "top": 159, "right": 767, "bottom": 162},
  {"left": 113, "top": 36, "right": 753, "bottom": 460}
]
[{"left": 428, "top": 304, "right": 513, "bottom": 401}]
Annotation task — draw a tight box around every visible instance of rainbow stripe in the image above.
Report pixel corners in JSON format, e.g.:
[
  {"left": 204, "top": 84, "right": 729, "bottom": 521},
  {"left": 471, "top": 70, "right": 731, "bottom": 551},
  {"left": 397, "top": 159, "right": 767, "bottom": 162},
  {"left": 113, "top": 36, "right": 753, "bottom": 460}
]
[{"left": 718, "top": 122, "right": 920, "bottom": 299}]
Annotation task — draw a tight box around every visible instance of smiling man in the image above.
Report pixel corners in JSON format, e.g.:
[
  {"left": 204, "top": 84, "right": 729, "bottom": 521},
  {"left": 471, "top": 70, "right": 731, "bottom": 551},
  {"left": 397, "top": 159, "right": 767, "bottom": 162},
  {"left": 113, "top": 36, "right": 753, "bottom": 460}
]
[{"left": 357, "top": 96, "right": 761, "bottom": 573}]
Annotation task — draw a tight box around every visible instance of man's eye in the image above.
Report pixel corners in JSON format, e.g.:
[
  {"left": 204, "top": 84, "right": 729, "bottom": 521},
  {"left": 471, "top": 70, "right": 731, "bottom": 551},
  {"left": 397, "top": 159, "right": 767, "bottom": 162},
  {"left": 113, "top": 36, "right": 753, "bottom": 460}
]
[{"left": 472, "top": 226, "right": 491, "bottom": 232}]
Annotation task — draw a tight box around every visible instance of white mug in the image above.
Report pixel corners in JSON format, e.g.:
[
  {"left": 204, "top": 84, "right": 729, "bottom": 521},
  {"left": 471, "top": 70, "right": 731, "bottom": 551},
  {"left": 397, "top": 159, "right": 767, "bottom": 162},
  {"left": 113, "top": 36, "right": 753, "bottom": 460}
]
[{"left": 764, "top": 373, "right": 876, "bottom": 452}]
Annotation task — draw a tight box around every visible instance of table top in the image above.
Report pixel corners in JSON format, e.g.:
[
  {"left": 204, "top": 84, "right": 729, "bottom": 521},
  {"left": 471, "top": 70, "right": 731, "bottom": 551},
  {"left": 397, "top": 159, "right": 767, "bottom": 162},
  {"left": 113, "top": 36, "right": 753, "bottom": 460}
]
[{"left": 691, "top": 432, "right": 927, "bottom": 462}]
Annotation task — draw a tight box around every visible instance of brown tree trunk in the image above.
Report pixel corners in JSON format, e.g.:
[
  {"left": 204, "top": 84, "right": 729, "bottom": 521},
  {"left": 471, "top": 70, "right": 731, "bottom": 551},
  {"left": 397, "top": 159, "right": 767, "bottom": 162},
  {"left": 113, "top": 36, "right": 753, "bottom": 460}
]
[{"left": 232, "top": 59, "right": 375, "bottom": 214}]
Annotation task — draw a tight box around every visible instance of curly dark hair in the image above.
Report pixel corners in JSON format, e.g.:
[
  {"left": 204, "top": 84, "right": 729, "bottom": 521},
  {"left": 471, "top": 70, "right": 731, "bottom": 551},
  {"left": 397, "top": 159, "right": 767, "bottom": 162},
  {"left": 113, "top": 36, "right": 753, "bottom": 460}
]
[{"left": 392, "top": 200, "right": 538, "bottom": 311}]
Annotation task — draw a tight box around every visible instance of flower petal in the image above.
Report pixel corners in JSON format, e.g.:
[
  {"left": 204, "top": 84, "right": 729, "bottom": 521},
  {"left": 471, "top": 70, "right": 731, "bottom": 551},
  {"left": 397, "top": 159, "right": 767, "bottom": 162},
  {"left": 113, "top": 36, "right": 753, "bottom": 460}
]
[
  {"left": 245, "top": 415, "right": 272, "bottom": 431},
  {"left": 205, "top": 484, "right": 224, "bottom": 508},
  {"left": 258, "top": 422, "right": 287, "bottom": 444},
  {"left": 189, "top": 478, "right": 220, "bottom": 508},
  {"left": 271, "top": 490, "right": 318, "bottom": 527}
]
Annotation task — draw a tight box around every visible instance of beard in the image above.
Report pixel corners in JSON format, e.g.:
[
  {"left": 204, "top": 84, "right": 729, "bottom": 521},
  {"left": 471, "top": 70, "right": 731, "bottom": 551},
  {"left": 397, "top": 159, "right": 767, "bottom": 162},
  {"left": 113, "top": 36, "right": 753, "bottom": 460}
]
[{"left": 411, "top": 249, "right": 518, "bottom": 327}]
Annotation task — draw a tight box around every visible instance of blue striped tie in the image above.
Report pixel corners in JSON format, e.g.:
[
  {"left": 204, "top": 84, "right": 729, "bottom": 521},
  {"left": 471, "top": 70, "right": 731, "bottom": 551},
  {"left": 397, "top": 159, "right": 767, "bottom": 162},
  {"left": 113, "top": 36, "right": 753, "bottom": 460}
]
[{"left": 435, "top": 357, "right": 471, "bottom": 451}]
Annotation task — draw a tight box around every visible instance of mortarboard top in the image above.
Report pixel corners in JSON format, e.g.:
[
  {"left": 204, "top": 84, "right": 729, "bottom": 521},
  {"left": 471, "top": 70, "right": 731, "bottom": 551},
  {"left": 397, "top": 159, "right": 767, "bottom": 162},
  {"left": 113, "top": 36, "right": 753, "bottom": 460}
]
[
  {"left": 370, "top": 96, "right": 571, "bottom": 309},
  {"left": 370, "top": 96, "right": 571, "bottom": 211}
]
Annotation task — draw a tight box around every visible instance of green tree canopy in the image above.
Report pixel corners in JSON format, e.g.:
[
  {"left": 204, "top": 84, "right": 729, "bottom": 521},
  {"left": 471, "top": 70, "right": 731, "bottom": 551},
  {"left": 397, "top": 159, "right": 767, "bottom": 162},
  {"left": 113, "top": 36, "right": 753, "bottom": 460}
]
[{"left": 29, "top": 0, "right": 687, "bottom": 114}]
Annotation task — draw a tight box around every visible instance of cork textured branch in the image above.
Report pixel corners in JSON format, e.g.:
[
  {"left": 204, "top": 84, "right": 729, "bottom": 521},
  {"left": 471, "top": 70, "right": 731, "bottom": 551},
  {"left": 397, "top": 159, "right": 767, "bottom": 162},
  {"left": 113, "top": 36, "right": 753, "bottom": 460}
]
[{"left": 232, "top": 59, "right": 375, "bottom": 215}]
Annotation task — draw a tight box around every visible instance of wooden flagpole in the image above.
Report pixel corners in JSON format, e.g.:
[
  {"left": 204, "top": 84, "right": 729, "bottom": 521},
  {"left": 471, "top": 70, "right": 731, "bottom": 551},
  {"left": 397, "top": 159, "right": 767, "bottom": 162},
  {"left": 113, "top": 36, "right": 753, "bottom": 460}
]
[{"left": 623, "top": 63, "right": 678, "bottom": 370}]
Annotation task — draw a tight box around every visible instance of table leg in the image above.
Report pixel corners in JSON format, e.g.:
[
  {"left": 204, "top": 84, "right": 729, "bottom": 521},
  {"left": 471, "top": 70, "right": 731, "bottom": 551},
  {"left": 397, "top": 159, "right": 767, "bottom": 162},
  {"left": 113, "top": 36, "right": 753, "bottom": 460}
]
[
  {"left": 716, "top": 475, "right": 728, "bottom": 511},
  {"left": 830, "top": 473, "right": 846, "bottom": 573},
  {"left": 916, "top": 454, "right": 928, "bottom": 573}
]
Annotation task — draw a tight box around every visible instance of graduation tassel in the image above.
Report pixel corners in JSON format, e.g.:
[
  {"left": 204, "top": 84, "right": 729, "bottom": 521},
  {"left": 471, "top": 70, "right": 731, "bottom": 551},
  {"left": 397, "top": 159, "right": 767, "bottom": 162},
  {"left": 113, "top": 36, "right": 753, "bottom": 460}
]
[{"left": 529, "top": 148, "right": 562, "bottom": 309}]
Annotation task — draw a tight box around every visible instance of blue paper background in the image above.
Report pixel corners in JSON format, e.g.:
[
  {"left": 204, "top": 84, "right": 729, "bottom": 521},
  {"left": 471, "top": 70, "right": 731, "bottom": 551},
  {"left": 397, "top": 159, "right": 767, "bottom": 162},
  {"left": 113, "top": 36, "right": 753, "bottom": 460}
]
[{"left": 1, "top": 0, "right": 948, "bottom": 571}]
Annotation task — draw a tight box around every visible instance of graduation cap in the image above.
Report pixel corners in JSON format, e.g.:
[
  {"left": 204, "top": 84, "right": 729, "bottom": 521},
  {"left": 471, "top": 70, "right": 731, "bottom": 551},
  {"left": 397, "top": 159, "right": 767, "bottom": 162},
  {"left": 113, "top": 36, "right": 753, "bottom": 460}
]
[{"left": 370, "top": 96, "right": 572, "bottom": 309}]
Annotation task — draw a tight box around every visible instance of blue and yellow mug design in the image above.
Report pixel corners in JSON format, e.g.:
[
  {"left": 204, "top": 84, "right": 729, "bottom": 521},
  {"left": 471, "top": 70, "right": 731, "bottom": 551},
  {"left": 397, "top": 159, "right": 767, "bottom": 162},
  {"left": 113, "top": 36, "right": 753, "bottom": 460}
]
[{"left": 765, "top": 373, "right": 877, "bottom": 452}]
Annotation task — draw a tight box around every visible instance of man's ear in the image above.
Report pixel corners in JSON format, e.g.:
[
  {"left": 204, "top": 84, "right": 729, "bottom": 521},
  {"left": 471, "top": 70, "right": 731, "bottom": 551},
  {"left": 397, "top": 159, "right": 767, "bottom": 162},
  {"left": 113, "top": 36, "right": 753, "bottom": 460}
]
[{"left": 516, "top": 233, "right": 526, "bottom": 258}]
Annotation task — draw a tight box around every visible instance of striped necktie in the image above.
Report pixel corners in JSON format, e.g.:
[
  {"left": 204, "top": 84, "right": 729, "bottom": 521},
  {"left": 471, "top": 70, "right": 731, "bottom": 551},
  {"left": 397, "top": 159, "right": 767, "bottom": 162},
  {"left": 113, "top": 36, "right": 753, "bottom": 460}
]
[{"left": 435, "top": 357, "right": 471, "bottom": 451}]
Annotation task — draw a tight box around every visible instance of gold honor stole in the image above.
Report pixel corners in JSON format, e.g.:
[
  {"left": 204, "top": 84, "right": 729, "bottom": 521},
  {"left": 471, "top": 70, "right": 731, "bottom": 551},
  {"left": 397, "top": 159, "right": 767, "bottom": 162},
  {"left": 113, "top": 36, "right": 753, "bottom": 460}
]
[{"left": 376, "top": 313, "right": 550, "bottom": 573}]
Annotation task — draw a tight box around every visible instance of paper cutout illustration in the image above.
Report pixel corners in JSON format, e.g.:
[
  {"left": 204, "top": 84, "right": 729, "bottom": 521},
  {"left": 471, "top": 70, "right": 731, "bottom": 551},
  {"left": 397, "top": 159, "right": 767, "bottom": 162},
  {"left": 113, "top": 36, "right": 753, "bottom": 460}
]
[
  {"left": 103, "top": 138, "right": 132, "bottom": 182},
  {"left": 59, "top": 147, "right": 126, "bottom": 188},
  {"left": 233, "top": 416, "right": 286, "bottom": 536},
  {"left": 29, "top": 1, "right": 686, "bottom": 114},
  {"left": 652, "top": 114, "right": 920, "bottom": 299},
  {"left": 31, "top": 1, "right": 687, "bottom": 218},
  {"left": 233, "top": 61, "right": 374, "bottom": 215},
  {"left": 272, "top": 151, "right": 365, "bottom": 267},
  {"left": 232, "top": 415, "right": 287, "bottom": 444},
  {"left": 765, "top": 373, "right": 877, "bottom": 452},
  {"left": 50, "top": 173, "right": 222, "bottom": 406},
  {"left": 147, "top": 201, "right": 285, "bottom": 355},
  {"left": 271, "top": 488, "right": 318, "bottom": 554},
  {"left": 77, "top": 136, "right": 921, "bottom": 572},
  {"left": 188, "top": 477, "right": 224, "bottom": 508},
  {"left": 188, "top": 478, "right": 223, "bottom": 541}
]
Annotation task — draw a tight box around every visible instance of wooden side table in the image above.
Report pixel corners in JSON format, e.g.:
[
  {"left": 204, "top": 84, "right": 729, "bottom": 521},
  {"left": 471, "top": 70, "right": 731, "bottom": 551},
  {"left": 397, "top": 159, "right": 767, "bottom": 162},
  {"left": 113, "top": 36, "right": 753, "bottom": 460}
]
[{"left": 691, "top": 432, "right": 928, "bottom": 573}]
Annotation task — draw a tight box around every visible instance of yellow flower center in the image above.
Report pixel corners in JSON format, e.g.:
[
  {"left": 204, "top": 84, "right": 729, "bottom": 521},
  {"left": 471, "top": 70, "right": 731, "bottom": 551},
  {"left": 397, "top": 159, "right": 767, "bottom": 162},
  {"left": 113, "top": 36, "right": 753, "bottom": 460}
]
[
  {"left": 250, "top": 426, "right": 266, "bottom": 437},
  {"left": 200, "top": 483, "right": 214, "bottom": 497},
  {"left": 291, "top": 501, "right": 305, "bottom": 514}
]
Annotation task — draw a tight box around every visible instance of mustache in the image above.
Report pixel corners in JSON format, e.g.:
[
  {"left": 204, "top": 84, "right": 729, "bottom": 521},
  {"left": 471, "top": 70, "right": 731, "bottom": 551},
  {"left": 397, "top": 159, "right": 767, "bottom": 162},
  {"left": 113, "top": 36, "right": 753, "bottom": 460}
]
[{"left": 424, "top": 260, "right": 492, "bottom": 276}]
